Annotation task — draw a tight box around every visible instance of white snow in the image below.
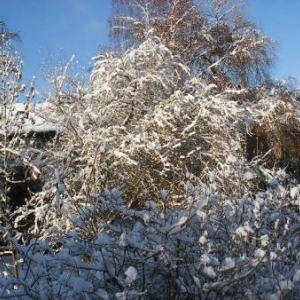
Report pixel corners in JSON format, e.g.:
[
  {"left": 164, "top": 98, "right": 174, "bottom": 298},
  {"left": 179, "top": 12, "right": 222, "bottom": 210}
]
[
  {"left": 202, "top": 266, "right": 217, "bottom": 278},
  {"left": 290, "top": 186, "right": 299, "bottom": 199},
  {"left": 220, "top": 257, "right": 236, "bottom": 271},
  {"left": 125, "top": 266, "right": 138, "bottom": 284},
  {"left": 243, "top": 171, "right": 256, "bottom": 181}
]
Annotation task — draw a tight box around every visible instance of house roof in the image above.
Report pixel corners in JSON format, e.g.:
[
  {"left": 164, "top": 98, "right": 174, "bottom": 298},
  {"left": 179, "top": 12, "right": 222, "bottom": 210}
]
[{"left": 3, "top": 102, "right": 59, "bottom": 134}]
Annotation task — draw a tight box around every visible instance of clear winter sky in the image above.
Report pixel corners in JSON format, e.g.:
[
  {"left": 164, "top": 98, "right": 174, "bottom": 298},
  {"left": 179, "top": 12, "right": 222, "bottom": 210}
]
[{"left": 1, "top": 0, "right": 300, "bottom": 96}]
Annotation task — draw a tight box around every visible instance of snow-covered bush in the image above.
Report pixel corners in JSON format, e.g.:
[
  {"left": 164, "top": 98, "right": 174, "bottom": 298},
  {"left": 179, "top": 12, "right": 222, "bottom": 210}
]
[
  {"left": 247, "top": 88, "right": 300, "bottom": 176},
  {"left": 19, "top": 36, "right": 300, "bottom": 235},
  {"left": 2, "top": 159, "right": 300, "bottom": 299},
  {"left": 0, "top": 30, "right": 42, "bottom": 229},
  {"left": 3, "top": 30, "right": 300, "bottom": 300},
  {"left": 42, "top": 37, "right": 260, "bottom": 210},
  {"left": 90, "top": 36, "right": 187, "bottom": 128}
]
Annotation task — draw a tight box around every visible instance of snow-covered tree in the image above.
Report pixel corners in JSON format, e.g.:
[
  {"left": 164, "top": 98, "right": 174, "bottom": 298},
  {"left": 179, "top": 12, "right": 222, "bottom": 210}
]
[
  {"left": 109, "top": 0, "right": 274, "bottom": 88},
  {"left": 2, "top": 9, "right": 300, "bottom": 300},
  {"left": 0, "top": 21, "right": 41, "bottom": 241},
  {"left": 0, "top": 24, "right": 25, "bottom": 215},
  {"left": 110, "top": 0, "right": 203, "bottom": 56},
  {"left": 0, "top": 21, "right": 19, "bottom": 46}
]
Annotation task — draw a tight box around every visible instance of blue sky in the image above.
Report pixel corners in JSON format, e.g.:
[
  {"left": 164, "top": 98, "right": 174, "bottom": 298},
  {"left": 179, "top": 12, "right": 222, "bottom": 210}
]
[
  {"left": 1, "top": 0, "right": 300, "bottom": 95},
  {"left": 0, "top": 0, "right": 111, "bottom": 95},
  {"left": 247, "top": 0, "right": 300, "bottom": 84}
]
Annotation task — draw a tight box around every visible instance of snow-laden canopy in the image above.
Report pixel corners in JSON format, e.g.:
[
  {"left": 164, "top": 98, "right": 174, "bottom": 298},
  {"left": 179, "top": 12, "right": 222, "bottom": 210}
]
[{"left": 2, "top": 36, "right": 300, "bottom": 299}]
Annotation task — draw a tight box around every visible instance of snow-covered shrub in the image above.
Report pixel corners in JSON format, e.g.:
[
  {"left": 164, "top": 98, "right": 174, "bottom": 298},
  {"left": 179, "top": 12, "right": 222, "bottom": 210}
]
[
  {"left": 2, "top": 160, "right": 300, "bottom": 299},
  {"left": 89, "top": 36, "right": 188, "bottom": 128},
  {"left": 0, "top": 32, "right": 43, "bottom": 235},
  {"left": 247, "top": 89, "right": 300, "bottom": 176},
  {"left": 4, "top": 35, "right": 300, "bottom": 299},
  {"left": 42, "top": 37, "right": 263, "bottom": 210}
]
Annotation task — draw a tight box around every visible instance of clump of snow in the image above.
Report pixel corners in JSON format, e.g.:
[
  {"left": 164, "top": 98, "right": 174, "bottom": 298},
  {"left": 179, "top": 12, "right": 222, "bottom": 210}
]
[
  {"left": 254, "top": 248, "right": 266, "bottom": 259},
  {"left": 226, "top": 154, "right": 238, "bottom": 165},
  {"left": 290, "top": 186, "right": 300, "bottom": 199},
  {"left": 125, "top": 266, "right": 138, "bottom": 284},
  {"left": 243, "top": 171, "right": 256, "bottom": 181},
  {"left": 220, "top": 257, "right": 236, "bottom": 271},
  {"left": 202, "top": 266, "right": 216, "bottom": 278}
]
